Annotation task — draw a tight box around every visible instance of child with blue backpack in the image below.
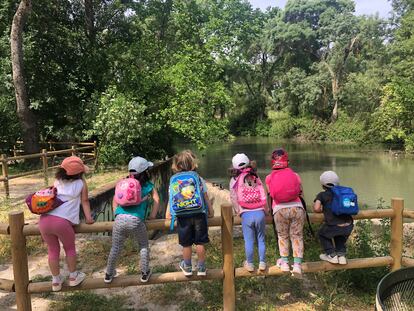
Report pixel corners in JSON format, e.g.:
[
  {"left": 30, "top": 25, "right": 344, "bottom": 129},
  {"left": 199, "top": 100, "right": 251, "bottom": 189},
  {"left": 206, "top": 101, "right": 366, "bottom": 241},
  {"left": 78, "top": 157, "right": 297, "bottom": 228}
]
[
  {"left": 313, "top": 171, "right": 356, "bottom": 265},
  {"left": 104, "top": 156, "right": 160, "bottom": 283},
  {"left": 229, "top": 153, "right": 268, "bottom": 272},
  {"left": 165, "top": 150, "right": 214, "bottom": 276}
]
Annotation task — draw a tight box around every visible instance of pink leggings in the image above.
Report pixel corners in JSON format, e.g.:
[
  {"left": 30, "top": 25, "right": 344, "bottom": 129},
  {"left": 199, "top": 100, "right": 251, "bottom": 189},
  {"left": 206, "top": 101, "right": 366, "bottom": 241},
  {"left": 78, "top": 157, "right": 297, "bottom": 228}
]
[{"left": 39, "top": 215, "right": 76, "bottom": 260}]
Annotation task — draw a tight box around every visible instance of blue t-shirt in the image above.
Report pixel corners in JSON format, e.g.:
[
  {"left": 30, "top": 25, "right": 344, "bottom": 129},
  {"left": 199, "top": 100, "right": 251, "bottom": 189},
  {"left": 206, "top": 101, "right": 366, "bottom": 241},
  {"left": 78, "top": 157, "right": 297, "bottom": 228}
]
[{"left": 115, "top": 181, "right": 154, "bottom": 220}]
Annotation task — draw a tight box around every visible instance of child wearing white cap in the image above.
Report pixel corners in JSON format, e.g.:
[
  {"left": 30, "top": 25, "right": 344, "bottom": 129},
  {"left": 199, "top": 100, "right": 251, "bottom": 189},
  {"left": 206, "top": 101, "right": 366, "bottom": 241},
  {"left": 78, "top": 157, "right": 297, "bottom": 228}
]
[
  {"left": 313, "top": 171, "right": 354, "bottom": 265},
  {"left": 104, "top": 156, "right": 160, "bottom": 283},
  {"left": 230, "top": 153, "right": 268, "bottom": 272}
]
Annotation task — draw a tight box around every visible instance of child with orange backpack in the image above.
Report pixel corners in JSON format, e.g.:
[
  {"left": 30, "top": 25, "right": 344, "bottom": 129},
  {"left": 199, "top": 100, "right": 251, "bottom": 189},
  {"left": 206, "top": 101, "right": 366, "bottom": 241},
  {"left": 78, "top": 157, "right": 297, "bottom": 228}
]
[
  {"left": 265, "top": 148, "right": 305, "bottom": 277},
  {"left": 229, "top": 153, "right": 268, "bottom": 272},
  {"left": 104, "top": 156, "right": 160, "bottom": 283}
]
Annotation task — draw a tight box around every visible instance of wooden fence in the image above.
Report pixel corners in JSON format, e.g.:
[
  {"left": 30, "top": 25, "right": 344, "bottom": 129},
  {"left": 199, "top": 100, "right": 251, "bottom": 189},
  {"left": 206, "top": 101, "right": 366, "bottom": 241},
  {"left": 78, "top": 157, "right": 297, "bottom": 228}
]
[
  {"left": 0, "top": 141, "right": 97, "bottom": 198},
  {"left": 0, "top": 198, "right": 413, "bottom": 310}
]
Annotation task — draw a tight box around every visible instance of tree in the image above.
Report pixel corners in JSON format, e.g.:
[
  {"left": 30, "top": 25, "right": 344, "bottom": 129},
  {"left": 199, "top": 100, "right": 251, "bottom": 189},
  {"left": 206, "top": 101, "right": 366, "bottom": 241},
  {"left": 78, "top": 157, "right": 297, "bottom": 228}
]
[{"left": 10, "top": 0, "right": 39, "bottom": 154}]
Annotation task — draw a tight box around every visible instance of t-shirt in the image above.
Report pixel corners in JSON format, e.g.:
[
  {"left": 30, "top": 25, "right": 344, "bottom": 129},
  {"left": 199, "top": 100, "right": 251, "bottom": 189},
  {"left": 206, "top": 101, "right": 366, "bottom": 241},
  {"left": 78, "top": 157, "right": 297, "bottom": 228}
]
[
  {"left": 115, "top": 181, "right": 154, "bottom": 220},
  {"left": 265, "top": 170, "right": 302, "bottom": 215},
  {"left": 47, "top": 179, "right": 84, "bottom": 224},
  {"left": 314, "top": 190, "right": 353, "bottom": 225}
]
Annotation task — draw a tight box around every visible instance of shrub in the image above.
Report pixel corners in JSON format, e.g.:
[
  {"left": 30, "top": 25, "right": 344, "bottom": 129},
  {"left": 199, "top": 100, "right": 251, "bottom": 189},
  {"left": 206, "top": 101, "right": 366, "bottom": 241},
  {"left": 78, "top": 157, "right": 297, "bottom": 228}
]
[{"left": 326, "top": 114, "right": 365, "bottom": 143}]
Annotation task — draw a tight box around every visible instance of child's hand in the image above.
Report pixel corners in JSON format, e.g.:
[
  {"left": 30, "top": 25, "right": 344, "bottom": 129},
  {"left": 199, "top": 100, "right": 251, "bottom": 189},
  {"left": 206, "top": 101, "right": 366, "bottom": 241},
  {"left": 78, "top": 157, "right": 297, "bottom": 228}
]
[
  {"left": 165, "top": 213, "right": 171, "bottom": 220},
  {"left": 85, "top": 217, "right": 94, "bottom": 224}
]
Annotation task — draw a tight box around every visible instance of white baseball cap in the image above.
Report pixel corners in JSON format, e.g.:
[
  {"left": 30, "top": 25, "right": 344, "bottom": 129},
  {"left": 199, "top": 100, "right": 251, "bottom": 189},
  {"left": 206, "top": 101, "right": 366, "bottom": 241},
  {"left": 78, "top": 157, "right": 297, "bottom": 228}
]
[
  {"left": 320, "top": 171, "right": 339, "bottom": 187},
  {"left": 128, "top": 156, "right": 154, "bottom": 173},
  {"left": 232, "top": 153, "right": 250, "bottom": 169}
]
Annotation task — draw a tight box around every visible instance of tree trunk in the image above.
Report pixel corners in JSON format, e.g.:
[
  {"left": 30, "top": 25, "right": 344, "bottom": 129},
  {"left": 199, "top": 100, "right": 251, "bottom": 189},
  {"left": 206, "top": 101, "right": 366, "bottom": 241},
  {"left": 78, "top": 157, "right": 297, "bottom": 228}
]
[
  {"left": 11, "top": 0, "right": 39, "bottom": 155},
  {"left": 84, "top": 0, "right": 95, "bottom": 42},
  {"left": 331, "top": 76, "right": 339, "bottom": 122}
]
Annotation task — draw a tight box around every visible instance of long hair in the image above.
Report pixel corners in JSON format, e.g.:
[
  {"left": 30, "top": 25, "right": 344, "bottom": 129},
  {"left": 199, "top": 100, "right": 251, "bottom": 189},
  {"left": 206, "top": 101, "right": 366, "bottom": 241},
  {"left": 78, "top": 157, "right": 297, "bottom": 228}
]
[
  {"left": 55, "top": 168, "right": 83, "bottom": 180},
  {"left": 172, "top": 150, "right": 198, "bottom": 173},
  {"left": 229, "top": 160, "right": 257, "bottom": 178},
  {"left": 130, "top": 170, "right": 150, "bottom": 184}
]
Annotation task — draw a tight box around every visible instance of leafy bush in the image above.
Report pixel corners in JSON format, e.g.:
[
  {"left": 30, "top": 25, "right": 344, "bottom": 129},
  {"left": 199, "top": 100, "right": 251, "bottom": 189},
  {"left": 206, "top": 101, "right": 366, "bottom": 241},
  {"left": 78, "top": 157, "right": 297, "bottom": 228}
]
[
  {"left": 268, "top": 111, "right": 297, "bottom": 138},
  {"left": 326, "top": 114, "right": 365, "bottom": 143},
  {"left": 295, "top": 117, "right": 327, "bottom": 141}
]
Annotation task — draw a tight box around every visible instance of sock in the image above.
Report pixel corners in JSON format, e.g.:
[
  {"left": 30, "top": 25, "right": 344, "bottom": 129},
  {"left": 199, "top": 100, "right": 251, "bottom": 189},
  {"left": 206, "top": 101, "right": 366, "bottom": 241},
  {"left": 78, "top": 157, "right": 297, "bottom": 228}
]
[
  {"left": 184, "top": 259, "right": 192, "bottom": 266},
  {"left": 294, "top": 257, "right": 302, "bottom": 264},
  {"left": 69, "top": 271, "right": 78, "bottom": 279},
  {"left": 281, "top": 256, "right": 289, "bottom": 263},
  {"left": 198, "top": 260, "right": 205, "bottom": 268},
  {"left": 52, "top": 275, "right": 61, "bottom": 284}
]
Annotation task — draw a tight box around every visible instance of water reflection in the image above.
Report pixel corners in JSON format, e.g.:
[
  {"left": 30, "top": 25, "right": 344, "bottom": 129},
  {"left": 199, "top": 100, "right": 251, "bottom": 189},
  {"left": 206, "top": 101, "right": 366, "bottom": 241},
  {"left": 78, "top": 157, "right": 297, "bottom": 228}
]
[{"left": 184, "top": 137, "right": 413, "bottom": 209}]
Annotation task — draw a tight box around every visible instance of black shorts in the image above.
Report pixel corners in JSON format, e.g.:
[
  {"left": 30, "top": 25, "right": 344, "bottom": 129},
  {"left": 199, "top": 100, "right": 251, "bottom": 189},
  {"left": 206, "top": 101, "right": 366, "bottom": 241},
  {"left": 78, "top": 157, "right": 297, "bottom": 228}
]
[{"left": 177, "top": 213, "right": 209, "bottom": 247}]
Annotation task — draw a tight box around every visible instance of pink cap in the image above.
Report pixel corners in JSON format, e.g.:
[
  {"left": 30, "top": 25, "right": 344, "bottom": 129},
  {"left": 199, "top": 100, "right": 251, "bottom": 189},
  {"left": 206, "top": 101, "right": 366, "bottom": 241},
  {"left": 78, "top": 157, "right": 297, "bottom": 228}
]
[{"left": 61, "top": 156, "right": 89, "bottom": 175}]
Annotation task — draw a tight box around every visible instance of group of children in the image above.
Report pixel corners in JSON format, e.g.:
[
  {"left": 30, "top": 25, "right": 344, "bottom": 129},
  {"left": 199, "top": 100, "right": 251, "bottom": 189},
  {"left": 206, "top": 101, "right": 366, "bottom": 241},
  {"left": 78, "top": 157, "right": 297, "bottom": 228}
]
[{"left": 36, "top": 148, "right": 354, "bottom": 290}]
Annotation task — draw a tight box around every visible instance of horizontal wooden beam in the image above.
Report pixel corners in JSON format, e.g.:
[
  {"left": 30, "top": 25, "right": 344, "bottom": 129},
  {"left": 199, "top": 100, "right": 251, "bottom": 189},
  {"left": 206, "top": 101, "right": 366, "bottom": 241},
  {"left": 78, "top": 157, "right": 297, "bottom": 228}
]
[
  {"left": 235, "top": 256, "right": 393, "bottom": 278},
  {"left": 0, "top": 278, "right": 14, "bottom": 292},
  {"left": 28, "top": 269, "right": 223, "bottom": 293},
  {"left": 0, "top": 223, "right": 9, "bottom": 235},
  {"left": 402, "top": 256, "right": 414, "bottom": 267},
  {"left": 403, "top": 210, "right": 414, "bottom": 219}
]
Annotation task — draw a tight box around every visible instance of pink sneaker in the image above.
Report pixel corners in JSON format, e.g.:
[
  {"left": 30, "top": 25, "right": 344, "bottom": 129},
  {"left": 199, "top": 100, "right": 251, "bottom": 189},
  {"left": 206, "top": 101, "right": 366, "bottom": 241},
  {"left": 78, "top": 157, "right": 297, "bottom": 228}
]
[
  {"left": 292, "top": 263, "right": 303, "bottom": 278},
  {"left": 276, "top": 258, "right": 290, "bottom": 273}
]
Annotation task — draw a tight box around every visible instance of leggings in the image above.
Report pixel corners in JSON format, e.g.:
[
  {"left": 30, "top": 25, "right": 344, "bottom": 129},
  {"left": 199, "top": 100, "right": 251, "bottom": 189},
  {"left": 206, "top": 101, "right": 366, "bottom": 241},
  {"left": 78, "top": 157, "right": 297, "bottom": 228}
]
[
  {"left": 274, "top": 207, "right": 305, "bottom": 259},
  {"left": 106, "top": 214, "right": 149, "bottom": 275},
  {"left": 39, "top": 214, "right": 76, "bottom": 260}
]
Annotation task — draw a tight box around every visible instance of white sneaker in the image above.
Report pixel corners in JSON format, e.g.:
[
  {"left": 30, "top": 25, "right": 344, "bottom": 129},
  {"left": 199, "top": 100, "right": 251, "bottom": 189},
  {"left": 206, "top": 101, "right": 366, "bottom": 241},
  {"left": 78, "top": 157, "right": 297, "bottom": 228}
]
[
  {"left": 338, "top": 256, "right": 347, "bottom": 265},
  {"left": 243, "top": 261, "right": 254, "bottom": 272},
  {"left": 319, "top": 254, "right": 339, "bottom": 264},
  {"left": 259, "top": 261, "right": 266, "bottom": 271},
  {"left": 276, "top": 258, "right": 290, "bottom": 272},
  {"left": 51, "top": 275, "right": 64, "bottom": 292},
  {"left": 69, "top": 271, "right": 86, "bottom": 287}
]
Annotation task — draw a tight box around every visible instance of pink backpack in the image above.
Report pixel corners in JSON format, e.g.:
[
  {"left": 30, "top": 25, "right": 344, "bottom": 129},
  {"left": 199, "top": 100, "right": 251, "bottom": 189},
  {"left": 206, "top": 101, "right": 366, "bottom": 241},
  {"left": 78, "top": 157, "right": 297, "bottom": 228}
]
[
  {"left": 234, "top": 169, "right": 266, "bottom": 209},
  {"left": 114, "top": 176, "right": 142, "bottom": 206},
  {"left": 268, "top": 168, "right": 301, "bottom": 204}
]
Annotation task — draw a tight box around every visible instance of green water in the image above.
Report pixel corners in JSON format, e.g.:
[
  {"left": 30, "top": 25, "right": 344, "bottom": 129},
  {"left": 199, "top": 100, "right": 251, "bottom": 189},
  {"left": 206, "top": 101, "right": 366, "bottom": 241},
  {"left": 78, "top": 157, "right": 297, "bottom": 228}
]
[{"left": 192, "top": 137, "right": 413, "bottom": 209}]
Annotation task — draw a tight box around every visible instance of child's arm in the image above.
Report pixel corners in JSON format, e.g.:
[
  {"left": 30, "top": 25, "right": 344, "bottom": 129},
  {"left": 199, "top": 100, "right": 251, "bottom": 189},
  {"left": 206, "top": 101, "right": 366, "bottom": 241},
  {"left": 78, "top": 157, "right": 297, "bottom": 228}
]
[
  {"left": 81, "top": 179, "right": 94, "bottom": 224},
  {"left": 265, "top": 184, "right": 272, "bottom": 216},
  {"left": 204, "top": 192, "right": 214, "bottom": 218},
  {"left": 165, "top": 203, "right": 171, "bottom": 219},
  {"left": 112, "top": 197, "right": 117, "bottom": 212},
  {"left": 313, "top": 199, "right": 323, "bottom": 213},
  {"left": 148, "top": 189, "right": 160, "bottom": 220}
]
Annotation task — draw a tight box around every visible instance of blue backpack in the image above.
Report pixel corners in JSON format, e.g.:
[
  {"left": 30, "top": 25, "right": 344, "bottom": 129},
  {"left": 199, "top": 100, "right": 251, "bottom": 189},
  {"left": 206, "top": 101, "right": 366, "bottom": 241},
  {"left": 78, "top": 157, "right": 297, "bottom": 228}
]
[
  {"left": 330, "top": 186, "right": 359, "bottom": 216},
  {"left": 169, "top": 171, "right": 206, "bottom": 230}
]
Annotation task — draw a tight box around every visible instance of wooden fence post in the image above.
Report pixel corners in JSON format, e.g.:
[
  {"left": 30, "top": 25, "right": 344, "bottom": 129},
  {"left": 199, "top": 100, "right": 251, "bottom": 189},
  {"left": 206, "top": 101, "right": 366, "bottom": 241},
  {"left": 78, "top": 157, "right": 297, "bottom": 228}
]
[
  {"left": 42, "top": 149, "right": 48, "bottom": 186},
  {"left": 390, "top": 198, "right": 404, "bottom": 271},
  {"left": 93, "top": 140, "right": 98, "bottom": 170},
  {"left": 9, "top": 211, "right": 32, "bottom": 311},
  {"left": 71, "top": 145, "right": 76, "bottom": 156},
  {"left": 1, "top": 154, "right": 10, "bottom": 198},
  {"left": 221, "top": 203, "right": 235, "bottom": 311}
]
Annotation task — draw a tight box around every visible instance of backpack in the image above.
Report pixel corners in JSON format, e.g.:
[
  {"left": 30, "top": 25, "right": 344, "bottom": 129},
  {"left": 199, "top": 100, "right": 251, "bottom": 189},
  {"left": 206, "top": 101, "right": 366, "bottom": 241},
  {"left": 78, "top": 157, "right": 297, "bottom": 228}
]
[
  {"left": 169, "top": 171, "right": 206, "bottom": 230},
  {"left": 114, "top": 176, "right": 142, "bottom": 207},
  {"left": 234, "top": 169, "right": 266, "bottom": 209},
  {"left": 330, "top": 186, "right": 359, "bottom": 216},
  {"left": 25, "top": 187, "right": 65, "bottom": 215},
  {"left": 268, "top": 168, "right": 301, "bottom": 204}
]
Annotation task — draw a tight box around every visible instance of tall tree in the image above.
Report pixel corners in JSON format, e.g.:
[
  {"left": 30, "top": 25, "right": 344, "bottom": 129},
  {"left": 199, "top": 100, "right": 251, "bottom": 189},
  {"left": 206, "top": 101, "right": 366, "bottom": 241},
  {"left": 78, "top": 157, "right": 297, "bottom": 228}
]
[{"left": 10, "top": 0, "right": 39, "bottom": 154}]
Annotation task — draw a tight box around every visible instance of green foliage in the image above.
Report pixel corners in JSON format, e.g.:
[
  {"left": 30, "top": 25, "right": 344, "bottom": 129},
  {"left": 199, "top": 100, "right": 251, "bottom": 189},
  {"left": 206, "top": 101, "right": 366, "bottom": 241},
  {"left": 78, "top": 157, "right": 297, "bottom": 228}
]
[
  {"left": 326, "top": 114, "right": 365, "bottom": 143},
  {"left": 268, "top": 111, "right": 297, "bottom": 138}
]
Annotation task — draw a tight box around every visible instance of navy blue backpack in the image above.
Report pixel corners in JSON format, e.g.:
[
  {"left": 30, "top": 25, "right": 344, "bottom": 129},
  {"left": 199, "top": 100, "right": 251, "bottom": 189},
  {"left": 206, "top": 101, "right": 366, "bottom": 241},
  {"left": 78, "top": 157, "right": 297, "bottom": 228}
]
[{"left": 330, "top": 186, "right": 359, "bottom": 216}]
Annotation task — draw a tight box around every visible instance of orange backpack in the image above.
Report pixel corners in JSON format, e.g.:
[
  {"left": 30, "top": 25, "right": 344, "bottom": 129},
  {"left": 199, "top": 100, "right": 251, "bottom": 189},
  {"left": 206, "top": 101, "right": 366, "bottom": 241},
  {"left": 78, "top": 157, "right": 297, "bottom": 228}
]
[{"left": 25, "top": 187, "right": 65, "bottom": 215}]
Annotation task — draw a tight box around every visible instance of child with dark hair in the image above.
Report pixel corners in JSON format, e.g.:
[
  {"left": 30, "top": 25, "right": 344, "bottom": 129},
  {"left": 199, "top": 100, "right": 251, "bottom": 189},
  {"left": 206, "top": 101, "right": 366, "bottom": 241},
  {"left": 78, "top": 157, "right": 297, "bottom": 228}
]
[
  {"left": 313, "top": 171, "right": 354, "bottom": 265},
  {"left": 104, "top": 156, "right": 160, "bottom": 283},
  {"left": 39, "top": 156, "right": 94, "bottom": 292}
]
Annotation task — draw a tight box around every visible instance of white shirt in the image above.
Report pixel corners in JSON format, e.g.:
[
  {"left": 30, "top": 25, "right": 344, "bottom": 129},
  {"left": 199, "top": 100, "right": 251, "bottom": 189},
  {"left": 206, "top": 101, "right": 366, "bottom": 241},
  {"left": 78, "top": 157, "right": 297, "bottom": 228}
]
[{"left": 47, "top": 179, "right": 84, "bottom": 224}]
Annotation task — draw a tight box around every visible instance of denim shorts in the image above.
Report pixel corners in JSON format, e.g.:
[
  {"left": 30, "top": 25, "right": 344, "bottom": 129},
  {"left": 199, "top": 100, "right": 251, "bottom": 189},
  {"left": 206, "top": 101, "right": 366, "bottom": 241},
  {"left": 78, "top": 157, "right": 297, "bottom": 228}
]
[{"left": 177, "top": 213, "right": 209, "bottom": 247}]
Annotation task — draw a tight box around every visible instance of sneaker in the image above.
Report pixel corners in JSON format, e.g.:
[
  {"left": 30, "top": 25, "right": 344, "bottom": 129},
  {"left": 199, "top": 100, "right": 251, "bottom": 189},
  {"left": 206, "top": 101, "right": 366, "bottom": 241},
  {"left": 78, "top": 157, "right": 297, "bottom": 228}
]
[
  {"left": 319, "top": 253, "right": 339, "bottom": 264},
  {"left": 292, "top": 263, "right": 303, "bottom": 278},
  {"left": 51, "top": 275, "right": 64, "bottom": 292},
  {"left": 243, "top": 261, "right": 254, "bottom": 272},
  {"left": 68, "top": 271, "right": 86, "bottom": 287},
  {"left": 197, "top": 265, "right": 207, "bottom": 276},
  {"left": 179, "top": 260, "right": 193, "bottom": 276},
  {"left": 276, "top": 258, "right": 290, "bottom": 273},
  {"left": 259, "top": 261, "right": 267, "bottom": 271},
  {"left": 338, "top": 255, "right": 347, "bottom": 265},
  {"left": 140, "top": 269, "right": 152, "bottom": 283},
  {"left": 104, "top": 270, "right": 118, "bottom": 284}
]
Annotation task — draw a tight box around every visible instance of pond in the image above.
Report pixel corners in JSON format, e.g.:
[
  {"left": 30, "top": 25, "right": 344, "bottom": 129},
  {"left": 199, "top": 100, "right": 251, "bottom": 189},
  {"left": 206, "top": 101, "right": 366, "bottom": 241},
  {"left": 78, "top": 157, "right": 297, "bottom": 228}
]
[{"left": 190, "top": 137, "right": 414, "bottom": 210}]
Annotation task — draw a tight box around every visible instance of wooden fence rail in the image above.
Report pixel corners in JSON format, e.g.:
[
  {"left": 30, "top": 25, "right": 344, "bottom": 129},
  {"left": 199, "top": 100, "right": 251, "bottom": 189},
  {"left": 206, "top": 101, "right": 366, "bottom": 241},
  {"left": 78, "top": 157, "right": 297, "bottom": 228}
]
[
  {"left": 0, "top": 198, "right": 414, "bottom": 310},
  {"left": 0, "top": 142, "right": 97, "bottom": 198}
]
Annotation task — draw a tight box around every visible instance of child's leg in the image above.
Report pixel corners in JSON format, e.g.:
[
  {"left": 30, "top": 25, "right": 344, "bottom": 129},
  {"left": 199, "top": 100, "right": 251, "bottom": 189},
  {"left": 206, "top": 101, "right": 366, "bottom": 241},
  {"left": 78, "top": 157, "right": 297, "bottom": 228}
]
[
  {"left": 241, "top": 212, "right": 256, "bottom": 264},
  {"left": 289, "top": 207, "right": 305, "bottom": 263},
  {"left": 132, "top": 217, "right": 150, "bottom": 273},
  {"left": 193, "top": 214, "right": 209, "bottom": 267},
  {"left": 106, "top": 216, "right": 128, "bottom": 275},
  {"left": 177, "top": 216, "right": 195, "bottom": 266},
  {"left": 254, "top": 211, "right": 266, "bottom": 263},
  {"left": 318, "top": 225, "right": 336, "bottom": 255},
  {"left": 195, "top": 244, "right": 205, "bottom": 263},
  {"left": 334, "top": 224, "right": 354, "bottom": 256},
  {"left": 39, "top": 215, "right": 63, "bottom": 276},
  {"left": 274, "top": 209, "right": 291, "bottom": 259}
]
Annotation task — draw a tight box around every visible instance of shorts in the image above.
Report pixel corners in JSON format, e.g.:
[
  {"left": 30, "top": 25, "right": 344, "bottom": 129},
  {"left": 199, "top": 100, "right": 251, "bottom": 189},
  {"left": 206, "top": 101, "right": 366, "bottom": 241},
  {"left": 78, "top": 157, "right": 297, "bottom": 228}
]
[{"left": 177, "top": 213, "right": 209, "bottom": 247}]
